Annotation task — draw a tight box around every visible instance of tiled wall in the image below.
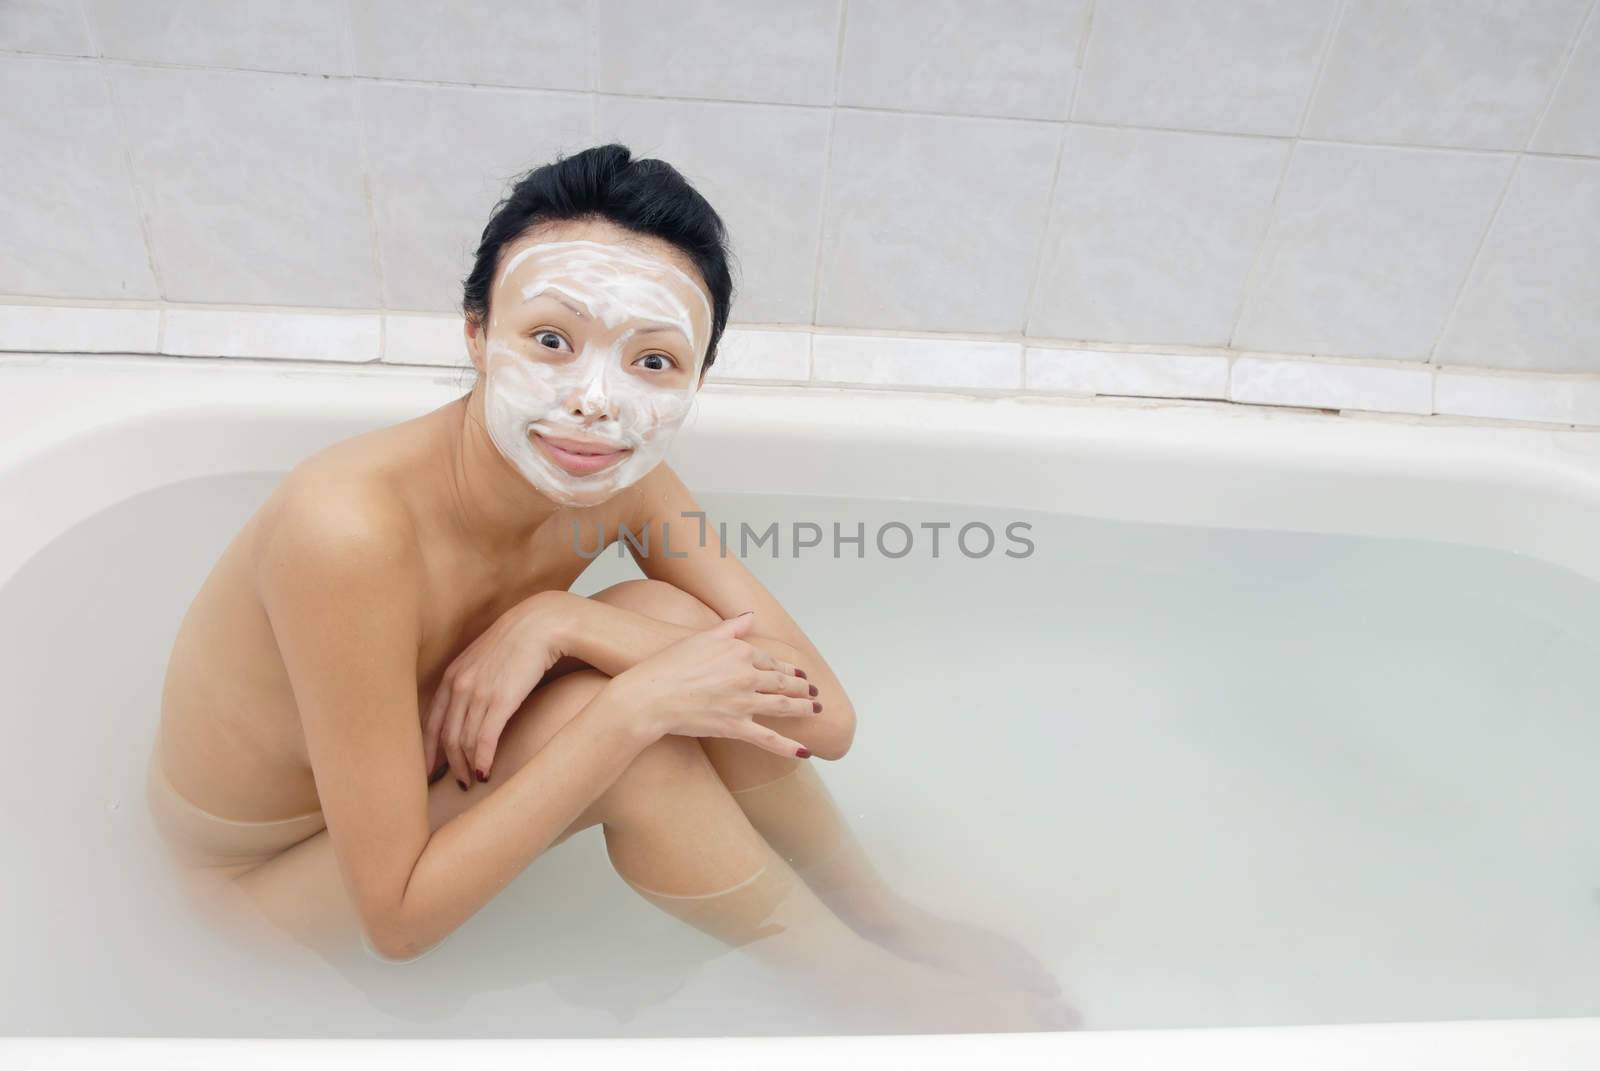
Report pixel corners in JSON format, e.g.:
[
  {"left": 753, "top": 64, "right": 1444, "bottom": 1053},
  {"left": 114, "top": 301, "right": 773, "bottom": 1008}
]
[{"left": 2, "top": 1, "right": 1599, "bottom": 425}]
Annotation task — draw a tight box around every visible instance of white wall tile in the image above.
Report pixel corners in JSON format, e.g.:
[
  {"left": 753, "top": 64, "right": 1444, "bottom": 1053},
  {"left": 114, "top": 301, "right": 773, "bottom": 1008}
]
[
  {"left": 1230, "top": 356, "right": 1433, "bottom": 413},
  {"left": 1435, "top": 368, "right": 1600, "bottom": 425},
  {"left": 836, "top": 0, "right": 1089, "bottom": 120},
  {"left": 350, "top": 0, "right": 591, "bottom": 90},
  {"left": 1233, "top": 143, "right": 1511, "bottom": 360},
  {"left": 1073, "top": 0, "right": 1336, "bottom": 136},
  {"left": 1303, "top": 0, "right": 1590, "bottom": 150},
  {"left": 595, "top": 96, "right": 829, "bottom": 324},
  {"left": 163, "top": 307, "right": 380, "bottom": 362},
  {"left": 812, "top": 333, "right": 1021, "bottom": 390},
  {"left": 383, "top": 313, "right": 468, "bottom": 367},
  {"left": 711, "top": 328, "right": 811, "bottom": 382},
  {"left": 816, "top": 110, "right": 1061, "bottom": 333},
  {"left": 0, "top": 303, "right": 160, "bottom": 353},
  {"left": 362, "top": 83, "right": 591, "bottom": 312},
  {"left": 1532, "top": 10, "right": 1600, "bottom": 158},
  {"left": 0, "top": 56, "right": 157, "bottom": 300},
  {"left": 596, "top": 0, "right": 840, "bottom": 106},
  {"left": 1025, "top": 347, "right": 1229, "bottom": 399},
  {"left": 1437, "top": 157, "right": 1600, "bottom": 373},
  {"left": 83, "top": 0, "right": 351, "bottom": 74},
  {"left": 0, "top": 0, "right": 93, "bottom": 55},
  {"left": 111, "top": 66, "right": 378, "bottom": 308},
  {"left": 1028, "top": 126, "right": 1286, "bottom": 347}
]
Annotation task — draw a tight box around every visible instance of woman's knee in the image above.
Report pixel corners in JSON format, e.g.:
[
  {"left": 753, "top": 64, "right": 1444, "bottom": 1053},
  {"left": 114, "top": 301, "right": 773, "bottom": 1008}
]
[
  {"left": 491, "top": 669, "right": 612, "bottom": 773},
  {"left": 597, "top": 732, "right": 716, "bottom": 826},
  {"left": 588, "top": 578, "right": 719, "bottom": 629}
]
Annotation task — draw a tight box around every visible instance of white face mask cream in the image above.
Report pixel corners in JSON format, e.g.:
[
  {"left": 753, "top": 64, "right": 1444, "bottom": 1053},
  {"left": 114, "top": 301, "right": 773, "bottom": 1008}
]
[{"left": 479, "top": 238, "right": 714, "bottom": 508}]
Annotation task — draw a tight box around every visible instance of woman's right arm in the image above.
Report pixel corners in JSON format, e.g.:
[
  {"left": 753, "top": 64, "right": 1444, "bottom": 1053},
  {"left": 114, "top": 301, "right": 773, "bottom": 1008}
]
[{"left": 258, "top": 482, "right": 657, "bottom": 961}]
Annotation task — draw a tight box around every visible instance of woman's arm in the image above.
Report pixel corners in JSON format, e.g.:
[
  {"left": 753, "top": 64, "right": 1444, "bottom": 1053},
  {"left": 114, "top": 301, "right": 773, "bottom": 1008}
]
[
  {"left": 545, "top": 593, "right": 848, "bottom": 760},
  {"left": 602, "top": 463, "right": 859, "bottom": 760},
  {"left": 257, "top": 481, "right": 655, "bottom": 960}
]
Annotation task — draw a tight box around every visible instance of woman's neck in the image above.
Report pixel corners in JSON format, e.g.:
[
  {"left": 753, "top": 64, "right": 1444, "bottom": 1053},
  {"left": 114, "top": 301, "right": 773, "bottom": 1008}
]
[{"left": 437, "top": 391, "right": 564, "bottom": 551}]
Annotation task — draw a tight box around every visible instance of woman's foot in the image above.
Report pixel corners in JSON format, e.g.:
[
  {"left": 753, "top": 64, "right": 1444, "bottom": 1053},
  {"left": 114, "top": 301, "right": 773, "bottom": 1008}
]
[
  {"left": 844, "top": 896, "right": 1068, "bottom": 998},
  {"left": 890, "top": 972, "right": 1080, "bottom": 1034}
]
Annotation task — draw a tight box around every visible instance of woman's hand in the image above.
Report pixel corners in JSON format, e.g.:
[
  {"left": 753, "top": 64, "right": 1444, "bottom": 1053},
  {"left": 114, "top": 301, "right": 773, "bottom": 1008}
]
[
  {"left": 425, "top": 592, "right": 570, "bottom": 787},
  {"left": 610, "top": 611, "right": 821, "bottom": 759}
]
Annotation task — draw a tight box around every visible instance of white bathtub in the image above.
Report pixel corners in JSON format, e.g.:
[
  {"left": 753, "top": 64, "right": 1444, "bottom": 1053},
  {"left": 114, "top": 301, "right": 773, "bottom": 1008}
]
[{"left": 4, "top": 352, "right": 1600, "bottom": 1068}]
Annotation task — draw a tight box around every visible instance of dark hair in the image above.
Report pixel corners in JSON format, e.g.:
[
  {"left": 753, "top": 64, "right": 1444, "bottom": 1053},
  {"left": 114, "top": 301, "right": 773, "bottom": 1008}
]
[{"left": 462, "top": 143, "right": 736, "bottom": 372}]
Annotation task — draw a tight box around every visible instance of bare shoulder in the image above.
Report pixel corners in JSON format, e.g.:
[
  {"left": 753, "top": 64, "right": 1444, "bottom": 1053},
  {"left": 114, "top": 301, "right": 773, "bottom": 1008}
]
[
  {"left": 254, "top": 453, "right": 423, "bottom": 603},
  {"left": 621, "top": 460, "right": 698, "bottom": 527}
]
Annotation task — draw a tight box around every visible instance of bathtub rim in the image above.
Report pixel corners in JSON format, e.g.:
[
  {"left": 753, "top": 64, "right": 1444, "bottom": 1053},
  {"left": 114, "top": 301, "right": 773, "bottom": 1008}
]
[
  {"left": 5, "top": 353, "right": 1600, "bottom": 590},
  {"left": 3, "top": 1015, "right": 1600, "bottom": 1069}
]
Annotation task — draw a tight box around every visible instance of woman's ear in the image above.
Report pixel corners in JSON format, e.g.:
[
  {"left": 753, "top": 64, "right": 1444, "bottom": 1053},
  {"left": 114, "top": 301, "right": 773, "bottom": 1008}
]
[{"left": 464, "top": 316, "right": 486, "bottom": 374}]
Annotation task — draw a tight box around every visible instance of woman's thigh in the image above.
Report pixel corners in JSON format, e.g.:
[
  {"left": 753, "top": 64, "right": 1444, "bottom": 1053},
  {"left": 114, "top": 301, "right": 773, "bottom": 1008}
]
[{"left": 221, "top": 670, "right": 615, "bottom": 954}]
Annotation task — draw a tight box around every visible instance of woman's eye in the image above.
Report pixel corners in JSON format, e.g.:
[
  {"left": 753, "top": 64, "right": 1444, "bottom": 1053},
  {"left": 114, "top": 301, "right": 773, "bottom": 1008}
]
[
  {"left": 532, "top": 330, "right": 569, "bottom": 351},
  {"left": 634, "top": 352, "right": 675, "bottom": 372}
]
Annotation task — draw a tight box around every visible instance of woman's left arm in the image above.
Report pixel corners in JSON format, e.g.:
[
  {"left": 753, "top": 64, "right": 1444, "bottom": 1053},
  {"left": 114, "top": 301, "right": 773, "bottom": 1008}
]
[
  {"left": 429, "top": 467, "right": 857, "bottom": 777},
  {"left": 562, "top": 465, "right": 857, "bottom": 760}
]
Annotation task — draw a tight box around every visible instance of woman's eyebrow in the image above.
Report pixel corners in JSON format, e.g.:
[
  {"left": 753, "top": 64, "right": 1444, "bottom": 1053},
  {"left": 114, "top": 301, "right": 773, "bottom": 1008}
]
[{"left": 537, "top": 293, "right": 589, "bottom": 319}]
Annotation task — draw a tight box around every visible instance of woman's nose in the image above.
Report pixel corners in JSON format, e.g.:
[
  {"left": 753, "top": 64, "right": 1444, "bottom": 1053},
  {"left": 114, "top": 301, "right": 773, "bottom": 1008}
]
[{"left": 563, "top": 366, "right": 612, "bottom": 421}]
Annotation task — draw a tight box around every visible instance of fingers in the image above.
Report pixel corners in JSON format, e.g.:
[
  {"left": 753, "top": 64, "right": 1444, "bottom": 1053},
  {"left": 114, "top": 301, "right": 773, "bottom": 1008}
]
[
  {"left": 758, "top": 693, "right": 823, "bottom": 719},
  {"left": 441, "top": 683, "right": 474, "bottom": 791},
  {"left": 422, "top": 682, "right": 450, "bottom": 774},
  {"left": 471, "top": 698, "right": 516, "bottom": 782},
  {"left": 752, "top": 668, "right": 815, "bottom": 699},
  {"left": 749, "top": 650, "right": 808, "bottom": 681},
  {"left": 706, "top": 610, "right": 756, "bottom": 639},
  {"left": 460, "top": 689, "right": 492, "bottom": 782},
  {"left": 729, "top": 721, "right": 811, "bottom": 760}
]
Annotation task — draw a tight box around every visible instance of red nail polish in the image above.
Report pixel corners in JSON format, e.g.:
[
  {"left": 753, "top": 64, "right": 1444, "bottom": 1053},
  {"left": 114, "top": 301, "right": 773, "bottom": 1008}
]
[
  {"left": 794, "top": 668, "right": 808, "bottom": 679},
  {"left": 475, "top": 769, "right": 487, "bottom": 782},
  {"left": 812, "top": 701, "right": 822, "bottom": 713},
  {"left": 457, "top": 779, "right": 468, "bottom": 791},
  {"left": 796, "top": 747, "right": 811, "bottom": 759},
  {"left": 808, "top": 684, "right": 819, "bottom": 697}
]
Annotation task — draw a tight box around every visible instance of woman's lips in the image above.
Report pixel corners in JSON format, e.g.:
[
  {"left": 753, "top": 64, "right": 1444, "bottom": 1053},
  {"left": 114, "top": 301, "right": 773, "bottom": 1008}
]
[{"left": 531, "top": 429, "right": 631, "bottom": 476}]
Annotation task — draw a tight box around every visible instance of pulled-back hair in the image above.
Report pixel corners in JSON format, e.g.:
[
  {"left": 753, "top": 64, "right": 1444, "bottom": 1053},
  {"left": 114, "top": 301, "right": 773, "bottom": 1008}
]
[{"left": 462, "top": 143, "right": 736, "bottom": 371}]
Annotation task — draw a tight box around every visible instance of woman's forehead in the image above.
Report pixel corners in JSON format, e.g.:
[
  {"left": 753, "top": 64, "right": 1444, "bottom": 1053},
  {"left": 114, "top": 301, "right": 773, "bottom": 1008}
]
[{"left": 492, "top": 236, "right": 713, "bottom": 339}]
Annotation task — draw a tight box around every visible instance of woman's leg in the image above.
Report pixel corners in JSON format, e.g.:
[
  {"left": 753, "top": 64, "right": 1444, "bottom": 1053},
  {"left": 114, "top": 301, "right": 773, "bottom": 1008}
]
[
  {"left": 588, "top": 579, "right": 1067, "bottom": 1003},
  {"left": 219, "top": 668, "right": 1062, "bottom": 1031}
]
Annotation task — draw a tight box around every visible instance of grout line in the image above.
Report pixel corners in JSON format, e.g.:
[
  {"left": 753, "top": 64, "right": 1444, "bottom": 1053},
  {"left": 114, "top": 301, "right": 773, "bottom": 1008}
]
[
  {"left": 4, "top": 296, "right": 1592, "bottom": 371},
  {"left": 1426, "top": 0, "right": 1595, "bottom": 368},
  {"left": 9, "top": 299, "right": 1599, "bottom": 379},
  {"left": 1066, "top": 0, "right": 1095, "bottom": 121},
  {"left": 1017, "top": 0, "right": 1088, "bottom": 341},
  {"left": 1525, "top": 0, "right": 1598, "bottom": 154},
  {"left": 5, "top": 48, "right": 1599, "bottom": 161},
  {"left": 1294, "top": 0, "right": 1351, "bottom": 141},
  {"left": 586, "top": 0, "right": 599, "bottom": 94},
  {"left": 1222, "top": 1, "right": 1347, "bottom": 352},
  {"left": 81, "top": 15, "right": 167, "bottom": 303},
  {"left": 68, "top": 0, "right": 96, "bottom": 58},
  {"left": 586, "top": 0, "right": 600, "bottom": 143},
  {"left": 343, "top": 8, "right": 389, "bottom": 316},
  {"left": 14, "top": 349, "right": 1596, "bottom": 430},
  {"left": 1426, "top": 155, "right": 1520, "bottom": 367},
  {"left": 805, "top": 0, "right": 850, "bottom": 340},
  {"left": 1017, "top": 123, "right": 1069, "bottom": 338}
]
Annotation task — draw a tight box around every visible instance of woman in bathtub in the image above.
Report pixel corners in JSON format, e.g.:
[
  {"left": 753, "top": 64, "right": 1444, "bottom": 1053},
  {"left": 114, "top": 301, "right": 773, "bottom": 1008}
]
[{"left": 148, "top": 144, "right": 1066, "bottom": 1031}]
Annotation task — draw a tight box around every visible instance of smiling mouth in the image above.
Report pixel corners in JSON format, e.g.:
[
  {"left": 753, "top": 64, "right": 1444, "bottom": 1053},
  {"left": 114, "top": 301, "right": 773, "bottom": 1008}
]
[{"left": 530, "top": 428, "right": 631, "bottom": 476}]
